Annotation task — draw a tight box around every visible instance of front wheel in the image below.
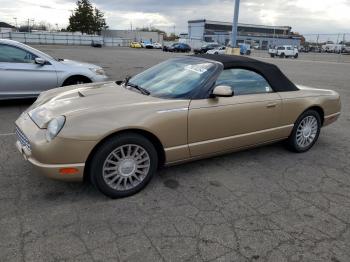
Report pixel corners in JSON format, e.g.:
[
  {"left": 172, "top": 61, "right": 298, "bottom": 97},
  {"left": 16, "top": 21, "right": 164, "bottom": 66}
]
[
  {"left": 89, "top": 133, "right": 158, "bottom": 198},
  {"left": 286, "top": 110, "right": 321, "bottom": 153}
]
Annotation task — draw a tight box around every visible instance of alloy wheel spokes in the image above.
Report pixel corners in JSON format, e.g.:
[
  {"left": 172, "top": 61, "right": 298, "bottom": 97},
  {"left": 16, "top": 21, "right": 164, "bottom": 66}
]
[
  {"left": 296, "top": 116, "right": 318, "bottom": 148},
  {"left": 102, "top": 144, "right": 150, "bottom": 191}
]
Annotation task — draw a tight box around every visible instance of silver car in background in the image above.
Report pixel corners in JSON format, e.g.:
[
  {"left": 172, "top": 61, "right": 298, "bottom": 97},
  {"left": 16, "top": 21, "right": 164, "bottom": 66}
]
[{"left": 0, "top": 39, "right": 108, "bottom": 100}]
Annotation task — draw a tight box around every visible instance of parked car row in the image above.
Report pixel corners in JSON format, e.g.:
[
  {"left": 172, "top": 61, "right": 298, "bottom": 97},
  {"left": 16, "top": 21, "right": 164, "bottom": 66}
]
[{"left": 130, "top": 41, "right": 163, "bottom": 49}]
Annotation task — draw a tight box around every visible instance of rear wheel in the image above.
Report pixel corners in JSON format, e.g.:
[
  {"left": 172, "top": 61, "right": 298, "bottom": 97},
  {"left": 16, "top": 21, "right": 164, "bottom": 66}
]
[
  {"left": 294, "top": 53, "right": 299, "bottom": 58},
  {"left": 286, "top": 110, "right": 321, "bottom": 153},
  {"left": 280, "top": 53, "right": 285, "bottom": 58},
  {"left": 89, "top": 133, "right": 158, "bottom": 198}
]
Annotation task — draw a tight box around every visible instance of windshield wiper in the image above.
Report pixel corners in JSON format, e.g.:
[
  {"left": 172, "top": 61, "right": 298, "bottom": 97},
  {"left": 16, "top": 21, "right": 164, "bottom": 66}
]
[
  {"left": 121, "top": 76, "right": 150, "bottom": 95},
  {"left": 127, "top": 82, "right": 150, "bottom": 95}
]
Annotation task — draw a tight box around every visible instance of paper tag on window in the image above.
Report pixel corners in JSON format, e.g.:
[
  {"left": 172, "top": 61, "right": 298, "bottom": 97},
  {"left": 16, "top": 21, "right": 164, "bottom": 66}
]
[{"left": 184, "top": 63, "right": 212, "bottom": 74}]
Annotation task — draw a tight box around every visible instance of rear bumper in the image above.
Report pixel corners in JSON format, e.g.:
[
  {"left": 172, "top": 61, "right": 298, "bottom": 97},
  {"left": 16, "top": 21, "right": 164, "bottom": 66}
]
[
  {"left": 323, "top": 112, "right": 341, "bottom": 126},
  {"left": 15, "top": 140, "right": 84, "bottom": 181}
]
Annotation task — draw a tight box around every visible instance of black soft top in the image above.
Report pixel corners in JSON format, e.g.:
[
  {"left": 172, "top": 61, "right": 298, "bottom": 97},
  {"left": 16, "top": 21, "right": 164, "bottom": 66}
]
[{"left": 194, "top": 54, "right": 298, "bottom": 92}]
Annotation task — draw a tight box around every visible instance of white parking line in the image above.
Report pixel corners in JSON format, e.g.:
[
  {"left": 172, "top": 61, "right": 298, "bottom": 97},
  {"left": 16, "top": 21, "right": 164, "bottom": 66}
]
[{"left": 0, "top": 133, "right": 15, "bottom": 136}]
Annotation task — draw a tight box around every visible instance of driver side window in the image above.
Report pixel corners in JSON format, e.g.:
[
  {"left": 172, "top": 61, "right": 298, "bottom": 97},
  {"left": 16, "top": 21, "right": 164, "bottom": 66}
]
[
  {"left": 216, "top": 68, "right": 273, "bottom": 96},
  {"left": 0, "top": 44, "right": 37, "bottom": 63}
]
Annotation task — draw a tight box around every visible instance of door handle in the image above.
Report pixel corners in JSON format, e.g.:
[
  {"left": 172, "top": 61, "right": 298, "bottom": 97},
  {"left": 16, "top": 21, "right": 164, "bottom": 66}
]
[{"left": 266, "top": 102, "right": 277, "bottom": 108}]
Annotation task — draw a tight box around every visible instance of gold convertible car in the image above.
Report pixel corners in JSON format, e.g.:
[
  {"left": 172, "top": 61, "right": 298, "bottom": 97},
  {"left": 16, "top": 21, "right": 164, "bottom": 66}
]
[{"left": 15, "top": 55, "right": 341, "bottom": 198}]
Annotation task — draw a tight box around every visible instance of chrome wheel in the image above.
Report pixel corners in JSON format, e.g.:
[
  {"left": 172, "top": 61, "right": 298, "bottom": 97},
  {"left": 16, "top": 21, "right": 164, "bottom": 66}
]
[
  {"left": 296, "top": 115, "right": 318, "bottom": 148},
  {"left": 102, "top": 144, "right": 150, "bottom": 191}
]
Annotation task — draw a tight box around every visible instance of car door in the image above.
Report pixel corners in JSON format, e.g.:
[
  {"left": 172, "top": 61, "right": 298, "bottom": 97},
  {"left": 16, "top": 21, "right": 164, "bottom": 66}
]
[
  {"left": 0, "top": 43, "right": 57, "bottom": 98},
  {"left": 188, "top": 68, "right": 285, "bottom": 157},
  {"left": 286, "top": 46, "right": 293, "bottom": 56}
]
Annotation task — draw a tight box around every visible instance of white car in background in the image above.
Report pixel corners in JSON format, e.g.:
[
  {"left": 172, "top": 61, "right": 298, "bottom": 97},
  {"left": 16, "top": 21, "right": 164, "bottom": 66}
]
[
  {"left": 268, "top": 45, "right": 299, "bottom": 58},
  {"left": 0, "top": 39, "right": 108, "bottom": 100},
  {"left": 152, "top": 43, "right": 163, "bottom": 49},
  {"left": 206, "top": 46, "right": 226, "bottom": 55}
]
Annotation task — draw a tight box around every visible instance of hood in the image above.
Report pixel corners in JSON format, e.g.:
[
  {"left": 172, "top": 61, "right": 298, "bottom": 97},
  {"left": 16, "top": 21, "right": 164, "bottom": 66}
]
[
  {"left": 27, "top": 82, "right": 187, "bottom": 128},
  {"left": 59, "top": 59, "right": 101, "bottom": 69}
]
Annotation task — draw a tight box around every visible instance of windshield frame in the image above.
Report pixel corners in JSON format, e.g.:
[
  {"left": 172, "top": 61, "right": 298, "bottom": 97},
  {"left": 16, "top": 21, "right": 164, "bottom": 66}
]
[{"left": 129, "top": 57, "right": 223, "bottom": 100}]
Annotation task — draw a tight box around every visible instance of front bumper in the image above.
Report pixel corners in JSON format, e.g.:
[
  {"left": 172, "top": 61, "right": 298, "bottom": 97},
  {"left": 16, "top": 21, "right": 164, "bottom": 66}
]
[
  {"left": 15, "top": 140, "right": 84, "bottom": 181},
  {"left": 14, "top": 114, "right": 96, "bottom": 182},
  {"left": 91, "top": 74, "right": 109, "bottom": 83}
]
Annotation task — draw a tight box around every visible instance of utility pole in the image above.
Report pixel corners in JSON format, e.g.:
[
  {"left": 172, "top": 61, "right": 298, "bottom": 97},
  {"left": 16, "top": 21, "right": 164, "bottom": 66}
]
[
  {"left": 231, "top": 0, "right": 240, "bottom": 47},
  {"left": 27, "top": 18, "right": 30, "bottom": 32},
  {"left": 13, "top": 17, "right": 18, "bottom": 31}
]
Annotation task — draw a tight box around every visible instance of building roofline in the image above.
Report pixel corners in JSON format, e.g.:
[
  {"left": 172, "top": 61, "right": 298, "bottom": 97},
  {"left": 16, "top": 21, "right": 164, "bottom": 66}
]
[
  {"left": 0, "top": 21, "right": 15, "bottom": 28},
  {"left": 188, "top": 19, "right": 291, "bottom": 30}
]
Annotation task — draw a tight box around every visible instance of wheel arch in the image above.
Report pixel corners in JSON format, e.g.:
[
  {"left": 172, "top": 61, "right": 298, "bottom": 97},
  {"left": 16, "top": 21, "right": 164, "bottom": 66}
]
[
  {"left": 62, "top": 75, "right": 92, "bottom": 86},
  {"left": 84, "top": 128, "right": 166, "bottom": 181},
  {"left": 301, "top": 105, "right": 325, "bottom": 125}
]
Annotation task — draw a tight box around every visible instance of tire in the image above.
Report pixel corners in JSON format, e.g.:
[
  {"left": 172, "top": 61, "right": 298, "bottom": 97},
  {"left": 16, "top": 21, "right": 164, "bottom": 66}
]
[
  {"left": 280, "top": 53, "right": 285, "bottom": 58},
  {"left": 89, "top": 133, "right": 158, "bottom": 198},
  {"left": 294, "top": 53, "right": 299, "bottom": 58},
  {"left": 63, "top": 76, "right": 91, "bottom": 86},
  {"left": 270, "top": 54, "right": 275, "bottom": 58},
  {"left": 215, "top": 52, "right": 219, "bottom": 55},
  {"left": 246, "top": 50, "right": 251, "bottom": 55},
  {"left": 286, "top": 110, "right": 321, "bottom": 153}
]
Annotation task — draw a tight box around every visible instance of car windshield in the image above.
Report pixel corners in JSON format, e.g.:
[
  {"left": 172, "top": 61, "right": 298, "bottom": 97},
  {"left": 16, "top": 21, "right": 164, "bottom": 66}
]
[{"left": 129, "top": 57, "right": 217, "bottom": 99}]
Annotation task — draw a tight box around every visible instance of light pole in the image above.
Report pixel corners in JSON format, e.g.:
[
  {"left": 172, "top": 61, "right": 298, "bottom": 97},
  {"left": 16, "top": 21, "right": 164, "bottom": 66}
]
[
  {"left": 231, "top": 0, "right": 240, "bottom": 48},
  {"left": 13, "top": 17, "right": 18, "bottom": 31}
]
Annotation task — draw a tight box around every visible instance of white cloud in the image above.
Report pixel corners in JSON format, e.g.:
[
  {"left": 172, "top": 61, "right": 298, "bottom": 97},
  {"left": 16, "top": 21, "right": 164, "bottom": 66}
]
[{"left": 0, "top": 0, "right": 349, "bottom": 34}]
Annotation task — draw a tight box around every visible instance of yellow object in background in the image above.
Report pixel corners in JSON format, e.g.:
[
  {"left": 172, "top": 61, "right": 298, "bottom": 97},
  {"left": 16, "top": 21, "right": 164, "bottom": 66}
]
[{"left": 225, "top": 47, "right": 240, "bottom": 55}]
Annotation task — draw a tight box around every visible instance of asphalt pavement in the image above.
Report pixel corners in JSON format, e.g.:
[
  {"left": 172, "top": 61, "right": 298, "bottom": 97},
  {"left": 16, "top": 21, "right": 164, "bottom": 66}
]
[{"left": 1, "top": 46, "right": 350, "bottom": 262}]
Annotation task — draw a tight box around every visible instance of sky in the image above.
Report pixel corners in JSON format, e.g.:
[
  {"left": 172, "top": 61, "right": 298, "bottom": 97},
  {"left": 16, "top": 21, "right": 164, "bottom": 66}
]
[{"left": 1, "top": 0, "right": 350, "bottom": 35}]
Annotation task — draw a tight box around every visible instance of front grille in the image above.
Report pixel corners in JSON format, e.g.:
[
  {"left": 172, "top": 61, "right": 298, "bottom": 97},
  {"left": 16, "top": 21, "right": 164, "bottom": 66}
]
[{"left": 15, "top": 126, "right": 31, "bottom": 151}]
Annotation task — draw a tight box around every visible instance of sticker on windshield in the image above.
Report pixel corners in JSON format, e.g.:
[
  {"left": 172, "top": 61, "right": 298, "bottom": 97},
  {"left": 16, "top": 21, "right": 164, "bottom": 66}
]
[{"left": 184, "top": 63, "right": 212, "bottom": 74}]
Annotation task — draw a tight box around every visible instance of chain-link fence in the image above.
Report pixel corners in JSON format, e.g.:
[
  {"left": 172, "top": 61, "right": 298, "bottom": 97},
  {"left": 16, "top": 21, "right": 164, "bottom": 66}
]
[{"left": 0, "top": 32, "right": 131, "bottom": 47}]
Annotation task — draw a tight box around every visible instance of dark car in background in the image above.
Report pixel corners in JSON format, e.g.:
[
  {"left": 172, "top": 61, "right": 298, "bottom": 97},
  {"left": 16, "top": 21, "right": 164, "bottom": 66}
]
[
  {"left": 91, "top": 40, "right": 103, "bottom": 48},
  {"left": 163, "top": 43, "right": 191, "bottom": 53},
  {"left": 194, "top": 43, "right": 220, "bottom": 54}
]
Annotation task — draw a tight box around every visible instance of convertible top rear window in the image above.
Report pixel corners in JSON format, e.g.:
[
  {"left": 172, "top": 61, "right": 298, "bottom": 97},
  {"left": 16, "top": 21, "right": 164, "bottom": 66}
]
[{"left": 194, "top": 54, "right": 299, "bottom": 92}]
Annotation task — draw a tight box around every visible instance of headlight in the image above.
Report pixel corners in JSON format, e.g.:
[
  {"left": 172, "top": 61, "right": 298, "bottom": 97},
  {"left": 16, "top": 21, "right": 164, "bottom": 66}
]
[
  {"left": 90, "top": 68, "right": 106, "bottom": 75},
  {"left": 46, "top": 116, "right": 66, "bottom": 142}
]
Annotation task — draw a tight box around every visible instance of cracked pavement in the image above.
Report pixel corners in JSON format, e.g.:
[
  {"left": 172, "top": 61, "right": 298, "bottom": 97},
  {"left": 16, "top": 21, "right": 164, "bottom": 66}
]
[{"left": 0, "top": 46, "right": 349, "bottom": 262}]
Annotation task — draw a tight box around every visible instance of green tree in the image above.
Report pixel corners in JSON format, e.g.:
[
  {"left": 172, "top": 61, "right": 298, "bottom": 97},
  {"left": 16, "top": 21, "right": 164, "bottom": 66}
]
[
  {"left": 67, "top": 0, "right": 107, "bottom": 35},
  {"left": 93, "top": 8, "right": 107, "bottom": 34}
]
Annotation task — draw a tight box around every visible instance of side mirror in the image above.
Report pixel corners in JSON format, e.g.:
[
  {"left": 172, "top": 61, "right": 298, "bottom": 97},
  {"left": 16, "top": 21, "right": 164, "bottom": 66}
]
[
  {"left": 212, "top": 85, "right": 233, "bottom": 97},
  {"left": 35, "top": 57, "right": 46, "bottom": 65}
]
